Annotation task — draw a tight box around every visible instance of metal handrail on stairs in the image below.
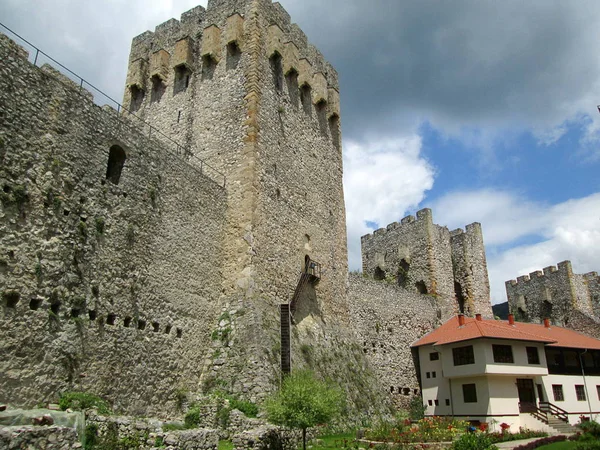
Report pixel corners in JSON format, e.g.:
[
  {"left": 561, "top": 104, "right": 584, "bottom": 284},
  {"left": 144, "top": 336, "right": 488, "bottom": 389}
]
[
  {"left": 539, "top": 402, "right": 570, "bottom": 423},
  {"left": 525, "top": 401, "right": 570, "bottom": 425}
]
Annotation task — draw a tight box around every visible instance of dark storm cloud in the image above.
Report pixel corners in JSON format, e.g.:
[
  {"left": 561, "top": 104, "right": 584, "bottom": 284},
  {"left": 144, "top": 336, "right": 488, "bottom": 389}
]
[{"left": 281, "top": 0, "right": 600, "bottom": 141}]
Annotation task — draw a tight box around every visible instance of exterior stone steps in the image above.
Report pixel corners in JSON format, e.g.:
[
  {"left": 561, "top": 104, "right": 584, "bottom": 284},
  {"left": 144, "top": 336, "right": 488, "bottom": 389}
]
[{"left": 547, "top": 417, "right": 577, "bottom": 434}]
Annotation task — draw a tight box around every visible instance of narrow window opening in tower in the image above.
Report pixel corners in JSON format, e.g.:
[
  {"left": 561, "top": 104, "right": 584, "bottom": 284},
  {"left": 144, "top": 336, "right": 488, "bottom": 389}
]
[
  {"left": 286, "top": 69, "right": 299, "bottom": 108},
  {"left": 398, "top": 259, "right": 409, "bottom": 288},
  {"left": 174, "top": 65, "right": 191, "bottom": 95},
  {"left": 416, "top": 280, "right": 428, "bottom": 295},
  {"left": 88, "top": 310, "right": 97, "bottom": 320},
  {"left": 71, "top": 308, "right": 80, "bottom": 318},
  {"left": 29, "top": 298, "right": 42, "bottom": 310},
  {"left": 51, "top": 302, "right": 60, "bottom": 315},
  {"left": 202, "top": 55, "right": 217, "bottom": 81},
  {"left": 374, "top": 267, "right": 386, "bottom": 281},
  {"left": 316, "top": 100, "right": 328, "bottom": 136},
  {"left": 329, "top": 114, "right": 340, "bottom": 150},
  {"left": 138, "top": 319, "right": 147, "bottom": 331},
  {"left": 106, "top": 145, "right": 126, "bottom": 185},
  {"left": 300, "top": 84, "right": 312, "bottom": 115},
  {"left": 106, "top": 313, "right": 116, "bottom": 325},
  {"left": 177, "top": 111, "right": 182, "bottom": 123},
  {"left": 227, "top": 42, "right": 241, "bottom": 70},
  {"left": 129, "top": 85, "right": 144, "bottom": 113},
  {"left": 124, "top": 317, "right": 132, "bottom": 327},
  {"left": 270, "top": 53, "right": 283, "bottom": 92},
  {"left": 152, "top": 322, "right": 160, "bottom": 332},
  {"left": 542, "top": 300, "right": 553, "bottom": 321},
  {"left": 3, "top": 291, "right": 19, "bottom": 308},
  {"left": 455, "top": 281, "right": 466, "bottom": 313},
  {"left": 150, "top": 75, "right": 166, "bottom": 103}
]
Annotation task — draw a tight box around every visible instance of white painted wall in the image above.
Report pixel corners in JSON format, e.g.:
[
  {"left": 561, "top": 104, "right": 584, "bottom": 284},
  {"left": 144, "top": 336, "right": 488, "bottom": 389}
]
[
  {"left": 481, "top": 339, "right": 548, "bottom": 376},
  {"left": 541, "top": 374, "right": 600, "bottom": 424}
]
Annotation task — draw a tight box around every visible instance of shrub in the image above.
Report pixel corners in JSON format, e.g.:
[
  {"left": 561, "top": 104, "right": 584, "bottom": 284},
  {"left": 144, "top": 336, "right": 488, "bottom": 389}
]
[
  {"left": 184, "top": 405, "right": 202, "bottom": 429},
  {"left": 579, "top": 420, "right": 600, "bottom": 438},
  {"left": 451, "top": 433, "right": 498, "bottom": 450},
  {"left": 229, "top": 398, "right": 258, "bottom": 418},
  {"left": 59, "top": 392, "right": 111, "bottom": 415},
  {"left": 513, "top": 435, "right": 566, "bottom": 450},
  {"left": 408, "top": 395, "right": 426, "bottom": 421}
]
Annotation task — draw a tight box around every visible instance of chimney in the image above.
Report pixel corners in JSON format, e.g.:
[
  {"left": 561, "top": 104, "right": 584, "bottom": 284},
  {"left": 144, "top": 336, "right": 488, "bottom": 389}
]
[
  {"left": 508, "top": 314, "right": 515, "bottom": 325},
  {"left": 475, "top": 313, "right": 482, "bottom": 321},
  {"left": 543, "top": 318, "right": 551, "bottom": 328},
  {"left": 458, "top": 314, "right": 465, "bottom": 326}
]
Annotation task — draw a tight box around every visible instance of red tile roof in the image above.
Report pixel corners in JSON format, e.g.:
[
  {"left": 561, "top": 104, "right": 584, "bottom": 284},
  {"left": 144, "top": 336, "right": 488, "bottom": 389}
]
[{"left": 411, "top": 315, "right": 600, "bottom": 350}]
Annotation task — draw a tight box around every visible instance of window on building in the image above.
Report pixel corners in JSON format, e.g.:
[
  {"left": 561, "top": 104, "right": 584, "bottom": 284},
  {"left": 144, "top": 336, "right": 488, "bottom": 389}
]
[
  {"left": 492, "top": 344, "right": 514, "bottom": 363},
  {"left": 429, "top": 352, "right": 439, "bottom": 361},
  {"left": 597, "top": 385, "right": 600, "bottom": 401},
  {"left": 462, "top": 384, "right": 477, "bottom": 403},
  {"left": 434, "top": 399, "right": 439, "bottom": 406},
  {"left": 445, "top": 399, "right": 450, "bottom": 406},
  {"left": 428, "top": 399, "right": 433, "bottom": 406},
  {"left": 453, "top": 345, "right": 475, "bottom": 366},
  {"left": 552, "top": 384, "right": 564, "bottom": 402},
  {"left": 426, "top": 372, "right": 430, "bottom": 379},
  {"left": 526, "top": 346, "right": 540, "bottom": 364},
  {"left": 432, "top": 371, "right": 436, "bottom": 378},
  {"left": 575, "top": 385, "right": 586, "bottom": 401}
]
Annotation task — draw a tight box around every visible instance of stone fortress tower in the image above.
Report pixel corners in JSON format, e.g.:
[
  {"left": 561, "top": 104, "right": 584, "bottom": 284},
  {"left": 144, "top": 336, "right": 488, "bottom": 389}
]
[
  {"left": 506, "top": 261, "right": 600, "bottom": 338},
  {"left": 118, "top": 0, "right": 354, "bottom": 404}
]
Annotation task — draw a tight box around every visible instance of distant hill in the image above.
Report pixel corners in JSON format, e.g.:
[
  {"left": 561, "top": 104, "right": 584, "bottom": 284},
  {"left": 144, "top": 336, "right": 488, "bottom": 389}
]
[{"left": 492, "top": 302, "right": 509, "bottom": 320}]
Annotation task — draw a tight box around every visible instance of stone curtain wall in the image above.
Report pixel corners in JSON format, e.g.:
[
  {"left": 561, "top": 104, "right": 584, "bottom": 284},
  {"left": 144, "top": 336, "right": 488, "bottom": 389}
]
[
  {"left": 361, "top": 209, "right": 493, "bottom": 321},
  {"left": 347, "top": 273, "right": 439, "bottom": 409},
  {"left": 0, "top": 33, "right": 227, "bottom": 416},
  {"left": 506, "top": 261, "right": 600, "bottom": 335},
  {"left": 506, "top": 261, "right": 595, "bottom": 326}
]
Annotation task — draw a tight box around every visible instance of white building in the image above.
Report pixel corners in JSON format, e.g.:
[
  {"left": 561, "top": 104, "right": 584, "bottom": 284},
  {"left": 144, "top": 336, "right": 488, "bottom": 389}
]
[{"left": 412, "top": 314, "right": 600, "bottom": 432}]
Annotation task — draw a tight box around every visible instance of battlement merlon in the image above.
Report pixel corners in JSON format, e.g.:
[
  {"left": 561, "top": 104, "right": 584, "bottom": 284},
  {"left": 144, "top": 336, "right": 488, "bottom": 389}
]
[
  {"left": 126, "top": 0, "right": 339, "bottom": 91},
  {"left": 360, "top": 208, "right": 434, "bottom": 243},
  {"left": 506, "top": 260, "right": 576, "bottom": 288}
]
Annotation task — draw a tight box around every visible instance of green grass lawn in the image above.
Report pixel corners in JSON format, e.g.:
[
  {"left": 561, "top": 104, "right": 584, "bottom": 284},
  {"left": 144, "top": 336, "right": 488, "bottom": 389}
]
[
  {"left": 218, "top": 433, "right": 365, "bottom": 450},
  {"left": 310, "top": 433, "right": 367, "bottom": 450},
  {"left": 535, "top": 441, "right": 578, "bottom": 450}
]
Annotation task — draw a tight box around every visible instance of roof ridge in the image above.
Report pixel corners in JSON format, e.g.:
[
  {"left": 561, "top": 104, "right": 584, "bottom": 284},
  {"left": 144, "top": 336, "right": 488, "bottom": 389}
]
[{"left": 483, "top": 319, "right": 557, "bottom": 342}]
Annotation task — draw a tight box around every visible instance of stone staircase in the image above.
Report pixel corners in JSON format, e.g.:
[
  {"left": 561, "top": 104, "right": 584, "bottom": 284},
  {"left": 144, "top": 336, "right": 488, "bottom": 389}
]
[{"left": 547, "top": 415, "right": 577, "bottom": 434}]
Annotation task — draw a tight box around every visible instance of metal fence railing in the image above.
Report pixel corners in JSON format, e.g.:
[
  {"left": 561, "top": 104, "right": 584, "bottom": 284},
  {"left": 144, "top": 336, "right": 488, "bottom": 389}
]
[{"left": 0, "top": 22, "right": 226, "bottom": 188}]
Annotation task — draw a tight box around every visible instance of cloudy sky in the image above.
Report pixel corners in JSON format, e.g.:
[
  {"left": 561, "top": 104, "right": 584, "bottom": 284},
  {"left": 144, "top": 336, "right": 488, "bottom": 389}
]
[{"left": 2, "top": 0, "right": 600, "bottom": 304}]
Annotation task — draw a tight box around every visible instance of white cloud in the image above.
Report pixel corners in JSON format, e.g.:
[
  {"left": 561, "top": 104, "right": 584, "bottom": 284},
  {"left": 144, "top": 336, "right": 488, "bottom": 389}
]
[
  {"left": 432, "top": 190, "right": 600, "bottom": 304},
  {"left": 343, "top": 136, "right": 435, "bottom": 270}
]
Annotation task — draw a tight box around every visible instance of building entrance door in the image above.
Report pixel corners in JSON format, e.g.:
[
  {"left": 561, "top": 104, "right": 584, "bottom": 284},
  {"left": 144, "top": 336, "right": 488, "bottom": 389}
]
[{"left": 517, "top": 379, "right": 536, "bottom": 412}]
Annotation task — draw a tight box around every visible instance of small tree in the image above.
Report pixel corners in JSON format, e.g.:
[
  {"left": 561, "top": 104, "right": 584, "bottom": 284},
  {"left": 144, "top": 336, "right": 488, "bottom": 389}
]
[{"left": 266, "top": 370, "right": 343, "bottom": 450}]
